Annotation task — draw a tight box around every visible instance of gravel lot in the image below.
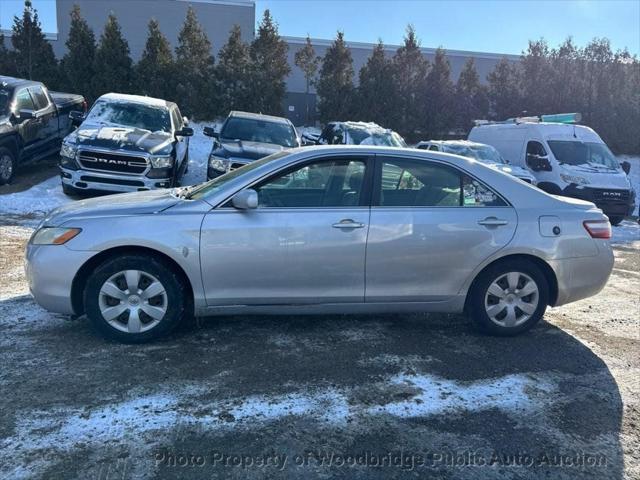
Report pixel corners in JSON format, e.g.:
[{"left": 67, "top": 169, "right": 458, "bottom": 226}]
[{"left": 0, "top": 217, "right": 638, "bottom": 479}]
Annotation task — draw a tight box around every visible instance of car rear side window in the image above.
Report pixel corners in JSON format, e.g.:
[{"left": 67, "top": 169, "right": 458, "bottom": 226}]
[
  {"left": 377, "top": 158, "right": 506, "bottom": 207},
  {"left": 255, "top": 158, "right": 367, "bottom": 208}
]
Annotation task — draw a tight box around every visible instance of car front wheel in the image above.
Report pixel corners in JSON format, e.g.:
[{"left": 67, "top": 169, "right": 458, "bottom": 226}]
[
  {"left": 84, "top": 254, "right": 186, "bottom": 342},
  {"left": 468, "top": 260, "right": 549, "bottom": 336},
  {"left": 0, "top": 147, "right": 17, "bottom": 185}
]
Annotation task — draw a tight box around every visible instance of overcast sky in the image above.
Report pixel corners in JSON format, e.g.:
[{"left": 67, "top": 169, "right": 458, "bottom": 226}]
[{"left": 1, "top": 0, "right": 638, "bottom": 55}]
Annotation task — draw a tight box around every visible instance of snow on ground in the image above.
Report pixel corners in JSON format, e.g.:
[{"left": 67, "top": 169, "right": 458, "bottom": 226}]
[
  {"left": 0, "top": 175, "right": 70, "bottom": 217},
  {"left": 619, "top": 155, "right": 640, "bottom": 216}
]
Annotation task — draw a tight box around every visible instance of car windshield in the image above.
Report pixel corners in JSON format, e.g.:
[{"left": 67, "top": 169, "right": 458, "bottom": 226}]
[
  {"left": 85, "top": 100, "right": 171, "bottom": 132},
  {"left": 0, "top": 89, "right": 10, "bottom": 115},
  {"left": 469, "top": 145, "right": 507, "bottom": 164},
  {"left": 187, "top": 151, "right": 292, "bottom": 200},
  {"left": 347, "top": 127, "right": 407, "bottom": 147},
  {"left": 547, "top": 140, "right": 619, "bottom": 170},
  {"left": 220, "top": 117, "right": 297, "bottom": 148}
]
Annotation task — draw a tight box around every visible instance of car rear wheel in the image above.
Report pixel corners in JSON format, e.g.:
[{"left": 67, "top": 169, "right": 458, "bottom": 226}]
[
  {"left": 468, "top": 260, "right": 549, "bottom": 336},
  {"left": 84, "top": 254, "right": 186, "bottom": 343},
  {"left": 0, "top": 147, "right": 17, "bottom": 185}
]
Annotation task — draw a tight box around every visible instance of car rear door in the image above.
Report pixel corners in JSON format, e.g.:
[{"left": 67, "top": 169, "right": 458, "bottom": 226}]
[
  {"left": 29, "top": 85, "right": 58, "bottom": 152},
  {"left": 365, "top": 155, "right": 517, "bottom": 302},
  {"left": 12, "top": 88, "right": 40, "bottom": 158},
  {"left": 200, "top": 154, "right": 373, "bottom": 305}
]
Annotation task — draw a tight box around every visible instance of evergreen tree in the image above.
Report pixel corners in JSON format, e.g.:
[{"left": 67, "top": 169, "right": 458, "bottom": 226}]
[
  {"left": 520, "top": 39, "right": 552, "bottom": 115},
  {"left": 424, "top": 47, "right": 454, "bottom": 137},
  {"left": 60, "top": 5, "right": 96, "bottom": 101},
  {"left": 0, "top": 33, "right": 16, "bottom": 76},
  {"left": 136, "top": 18, "right": 174, "bottom": 101},
  {"left": 10, "top": 0, "right": 59, "bottom": 86},
  {"left": 294, "top": 35, "right": 319, "bottom": 125},
  {"left": 391, "top": 25, "right": 429, "bottom": 139},
  {"left": 216, "top": 25, "right": 252, "bottom": 114},
  {"left": 175, "top": 6, "right": 215, "bottom": 118},
  {"left": 93, "top": 13, "right": 133, "bottom": 96},
  {"left": 250, "top": 10, "right": 290, "bottom": 115},
  {"left": 547, "top": 38, "right": 583, "bottom": 115},
  {"left": 487, "top": 57, "right": 521, "bottom": 120},
  {"left": 357, "top": 40, "right": 395, "bottom": 125},
  {"left": 316, "top": 31, "right": 355, "bottom": 123},
  {"left": 454, "top": 58, "right": 489, "bottom": 131}
]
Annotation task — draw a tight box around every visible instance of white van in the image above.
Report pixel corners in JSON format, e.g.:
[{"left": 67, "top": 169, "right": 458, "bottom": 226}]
[{"left": 469, "top": 114, "right": 635, "bottom": 225}]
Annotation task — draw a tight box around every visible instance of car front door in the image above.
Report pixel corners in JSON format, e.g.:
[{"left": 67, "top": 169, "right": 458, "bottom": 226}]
[
  {"left": 366, "top": 155, "right": 517, "bottom": 302},
  {"left": 200, "top": 155, "right": 372, "bottom": 305},
  {"left": 171, "top": 106, "right": 188, "bottom": 172}
]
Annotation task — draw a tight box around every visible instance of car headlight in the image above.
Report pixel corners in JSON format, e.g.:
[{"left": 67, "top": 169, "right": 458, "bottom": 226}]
[
  {"left": 209, "top": 155, "right": 228, "bottom": 171},
  {"left": 31, "top": 227, "right": 82, "bottom": 245},
  {"left": 149, "top": 155, "right": 174, "bottom": 168},
  {"left": 560, "top": 173, "right": 590, "bottom": 185},
  {"left": 60, "top": 143, "right": 77, "bottom": 159}
]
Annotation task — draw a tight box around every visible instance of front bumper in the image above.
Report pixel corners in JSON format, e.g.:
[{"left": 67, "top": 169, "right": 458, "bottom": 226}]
[
  {"left": 550, "top": 239, "right": 615, "bottom": 306},
  {"left": 25, "top": 243, "right": 95, "bottom": 315},
  {"left": 562, "top": 185, "right": 635, "bottom": 217},
  {"left": 207, "top": 159, "right": 250, "bottom": 180},
  {"left": 61, "top": 167, "right": 172, "bottom": 193}
]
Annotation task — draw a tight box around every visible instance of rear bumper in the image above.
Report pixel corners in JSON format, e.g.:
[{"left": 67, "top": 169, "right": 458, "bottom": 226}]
[
  {"left": 563, "top": 185, "right": 635, "bottom": 217},
  {"left": 61, "top": 167, "right": 172, "bottom": 193},
  {"left": 550, "top": 240, "right": 614, "bottom": 306}
]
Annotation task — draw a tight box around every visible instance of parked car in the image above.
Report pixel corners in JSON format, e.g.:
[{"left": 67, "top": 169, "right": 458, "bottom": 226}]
[
  {"left": 204, "top": 111, "right": 300, "bottom": 179},
  {"left": 59, "top": 93, "right": 193, "bottom": 195},
  {"left": 416, "top": 140, "right": 537, "bottom": 185},
  {"left": 0, "top": 76, "right": 85, "bottom": 184},
  {"left": 469, "top": 113, "right": 635, "bottom": 225},
  {"left": 315, "top": 121, "right": 407, "bottom": 147},
  {"left": 26, "top": 145, "right": 614, "bottom": 342}
]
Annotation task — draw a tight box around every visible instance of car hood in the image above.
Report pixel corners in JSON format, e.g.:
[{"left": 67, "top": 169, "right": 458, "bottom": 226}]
[
  {"left": 66, "top": 123, "right": 174, "bottom": 155},
  {"left": 214, "top": 140, "right": 286, "bottom": 161},
  {"left": 43, "top": 189, "right": 180, "bottom": 226}
]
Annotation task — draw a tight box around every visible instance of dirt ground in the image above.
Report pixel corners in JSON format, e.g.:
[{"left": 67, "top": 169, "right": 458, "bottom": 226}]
[{"left": 0, "top": 220, "right": 638, "bottom": 480}]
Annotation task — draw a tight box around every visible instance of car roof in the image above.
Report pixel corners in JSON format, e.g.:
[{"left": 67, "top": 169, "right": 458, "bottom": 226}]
[
  {"left": 330, "top": 121, "right": 392, "bottom": 133},
  {"left": 0, "top": 76, "right": 42, "bottom": 89},
  {"left": 228, "top": 110, "right": 291, "bottom": 124},
  {"left": 422, "top": 139, "right": 488, "bottom": 148},
  {"left": 98, "top": 92, "right": 173, "bottom": 108}
]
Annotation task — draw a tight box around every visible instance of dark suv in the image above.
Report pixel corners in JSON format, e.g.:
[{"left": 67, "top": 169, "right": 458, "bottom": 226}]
[{"left": 204, "top": 111, "right": 299, "bottom": 180}]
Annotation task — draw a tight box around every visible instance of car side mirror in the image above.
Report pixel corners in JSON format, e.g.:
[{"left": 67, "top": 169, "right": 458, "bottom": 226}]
[
  {"left": 182, "top": 116, "right": 189, "bottom": 125},
  {"left": 18, "top": 109, "right": 35, "bottom": 121},
  {"left": 527, "top": 153, "right": 552, "bottom": 172},
  {"left": 176, "top": 127, "right": 194, "bottom": 137},
  {"left": 621, "top": 160, "right": 631, "bottom": 175},
  {"left": 231, "top": 189, "right": 258, "bottom": 210},
  {"left": 203, "top": 126, "right": 218, "bottom": 138},
  {"left": 69, "top": 110, "right": 85, "bottom": 127}
]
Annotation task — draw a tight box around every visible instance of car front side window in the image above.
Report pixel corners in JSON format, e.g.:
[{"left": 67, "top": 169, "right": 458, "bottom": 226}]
[{"left": 255, "top": 158, "right": 367, "bottom": 208}]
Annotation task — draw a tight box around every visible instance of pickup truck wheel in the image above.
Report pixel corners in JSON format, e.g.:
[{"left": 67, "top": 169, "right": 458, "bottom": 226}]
[
  {"left": 0, "top": 147, "right": 16, "bottom": 185},
  {"left": 84, "top": 254, "right": 186, "bottom": 343},
  {"left": 609, "top": 216, "right": 624, "bottom": 226},
  {"left": 468, "top": 260, "right": 549, "bottom": 336}
]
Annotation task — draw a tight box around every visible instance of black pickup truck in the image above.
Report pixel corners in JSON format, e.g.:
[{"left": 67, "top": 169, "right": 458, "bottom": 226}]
[{"left": 0, "top": 76, "right": 85, "bottom": 184}]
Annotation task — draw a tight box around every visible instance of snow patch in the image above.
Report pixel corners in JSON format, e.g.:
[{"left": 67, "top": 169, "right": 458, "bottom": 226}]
[
  {"left": 611, "top": 219, "right": 640, "bottom": 245},
  {"left": 0, "top": 175, "right": 71, "bottom": 217}
]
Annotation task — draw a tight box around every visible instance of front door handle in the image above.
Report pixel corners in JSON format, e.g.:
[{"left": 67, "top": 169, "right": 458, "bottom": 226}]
[
  {"left": 332, "top": 219, "right": 365, "bottom": 229},
  {"left": 478, "top": 217, "right": 509, "bottom": 227}
]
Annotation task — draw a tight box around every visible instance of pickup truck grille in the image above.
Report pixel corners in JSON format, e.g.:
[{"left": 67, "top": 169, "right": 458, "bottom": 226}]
[
  {"left": 78, "top": 150, "right": 148, "bottom": 175},
  {"left": 591, "top": 188, "right": 631, "bottom": 204}
]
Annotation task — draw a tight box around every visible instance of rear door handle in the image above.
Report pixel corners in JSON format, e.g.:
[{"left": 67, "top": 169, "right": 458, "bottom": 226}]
[
  {"left": 332, "top": 219, "right": 365, "bottom": 229},
  {"left": 478, "top": 217, "right": 509, "bottom": 227}
]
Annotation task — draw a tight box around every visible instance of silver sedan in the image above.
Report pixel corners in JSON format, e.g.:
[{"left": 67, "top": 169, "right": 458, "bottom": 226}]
[{"left": 26, "top": 146, "right": 614, "bottom": 342}]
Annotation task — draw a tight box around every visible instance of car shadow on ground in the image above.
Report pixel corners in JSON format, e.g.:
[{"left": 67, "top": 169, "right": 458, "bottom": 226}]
[{"left": 0, "top": 297, "right": 624, "bottom": 479}]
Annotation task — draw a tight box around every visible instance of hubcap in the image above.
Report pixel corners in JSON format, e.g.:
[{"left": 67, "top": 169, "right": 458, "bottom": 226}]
[
  {"left": 484, "top": 271, "right": 539, "bottom": 328},
  {"left": 0, "top": 154, "right": 12, "bottom": 181},
  {"left": 98, "top": 270, "right": 167, "bottom": 334}
]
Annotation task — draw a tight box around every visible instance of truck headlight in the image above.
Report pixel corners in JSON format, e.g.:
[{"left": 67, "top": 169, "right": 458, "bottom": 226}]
[
  {"left": 149, "top": 156, "right": 174, "bottom": 169},
  {"left": 560, "top": 174, "right": 590, "bottom": 185},
  {"left": 209, "top": 155, "right": 228, "bottom": 172},
  {"left": 60, "top": 143, "right": 77, "bottom": 159},
  {"left": 31, "top": 227, "right": 82, "bottom": 245}
]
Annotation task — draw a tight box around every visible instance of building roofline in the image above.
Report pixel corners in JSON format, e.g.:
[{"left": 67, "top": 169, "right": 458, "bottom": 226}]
[
  {"left": 283, "top": 35, "right": 520, "bottom": 61},
  {"left": 1, "top": 28, "right": 57, "bottom": 40},
  {"left": 175, "top": 0, "right": 254, "bottom": 7}
]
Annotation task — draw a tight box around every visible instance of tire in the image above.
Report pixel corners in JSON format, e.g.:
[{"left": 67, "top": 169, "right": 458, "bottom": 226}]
[
  {"left": 467, "top": 259, "right": 549, "bottom": 336},
  {"left": 609, "top": 216, "right": 624, "bottom": 226},
  {"left": 0, "top": 147, "right": 17, "bottom": 185},
  {"left": 84, "top": 254, "right": 187, "bottom": 343}
]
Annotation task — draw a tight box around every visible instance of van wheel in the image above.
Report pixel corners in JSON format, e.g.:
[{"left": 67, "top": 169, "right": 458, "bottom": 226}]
[
  {"left": 609, "top": 216, "right": 624, "bottom": 226},
  {"left": 0, "top": 147, "right": 17, "bottom": 185},
  {"left": 468, "top": 260, "right": 548, "bottom": 336},
  {"left": 84, "top": 254, "right": 186, "bottom": 343}
]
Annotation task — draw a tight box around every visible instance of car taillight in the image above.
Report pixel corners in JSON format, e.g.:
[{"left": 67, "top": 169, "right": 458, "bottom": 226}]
[{"left": 583, "top": 219, "right": 611, "bottom": 239}]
